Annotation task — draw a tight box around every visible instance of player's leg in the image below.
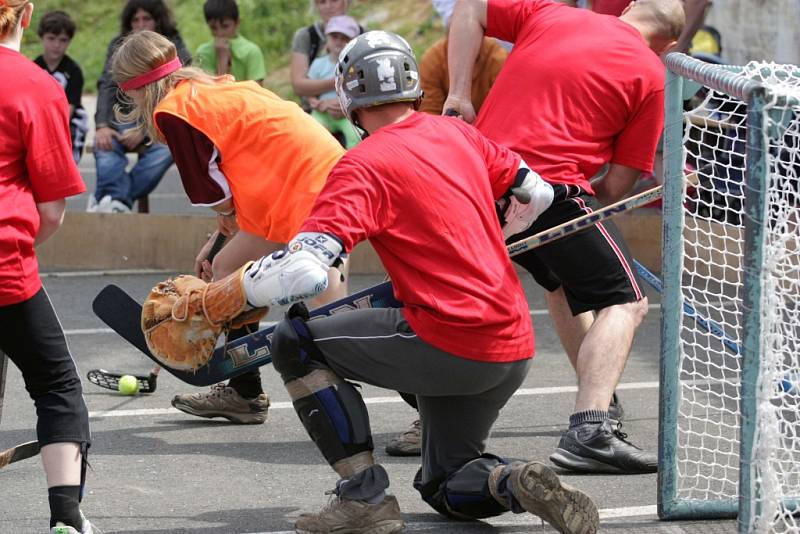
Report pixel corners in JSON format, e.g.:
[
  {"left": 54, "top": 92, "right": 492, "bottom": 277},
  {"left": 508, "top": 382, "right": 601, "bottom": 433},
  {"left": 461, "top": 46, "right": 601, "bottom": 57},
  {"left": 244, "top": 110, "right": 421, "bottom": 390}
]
[
  {"left": 0, "top": 288, "right": 92, "bottom": 533},
  {"left": 522, "top": 190, "right": 655, "bottom": 474},
  {"left": 171, "top": 230, "right": 282, "bottom": 424},
  {"left": 416, "top": 384, "right": 599, "bottom": 534}
]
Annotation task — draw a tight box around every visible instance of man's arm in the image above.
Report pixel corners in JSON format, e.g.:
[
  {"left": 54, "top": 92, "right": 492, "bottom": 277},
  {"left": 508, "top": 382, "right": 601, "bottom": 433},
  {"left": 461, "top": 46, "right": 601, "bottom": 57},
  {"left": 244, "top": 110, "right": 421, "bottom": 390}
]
[
  {"left": 674, "top": 0, "right": 711, "bottom": 54},
  {"left": 591, "top": 163, "right": 642, "bottom": 206},
  {"left": 35, "top": 199, "right": 66, "bottom": 246},
  {"left": 443, "top": 0, "right": 488, "bottom": 123}
]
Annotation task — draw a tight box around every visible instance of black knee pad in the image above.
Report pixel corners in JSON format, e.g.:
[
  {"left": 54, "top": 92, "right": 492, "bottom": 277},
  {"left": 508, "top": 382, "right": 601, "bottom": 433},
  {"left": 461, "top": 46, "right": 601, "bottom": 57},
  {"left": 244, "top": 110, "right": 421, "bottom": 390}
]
[
  {"left": 414, "top": 454, "right": 510, "bottom": 520},
  {"left": 271, "top": 306, "right": 324, "bottom": 383}
]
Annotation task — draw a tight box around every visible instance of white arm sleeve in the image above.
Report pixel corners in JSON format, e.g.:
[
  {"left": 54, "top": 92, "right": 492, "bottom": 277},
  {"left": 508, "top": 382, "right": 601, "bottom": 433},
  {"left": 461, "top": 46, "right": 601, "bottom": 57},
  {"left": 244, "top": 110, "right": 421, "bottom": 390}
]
[{"left": 242, "top": 232, "right": 345, "bottom": 307}]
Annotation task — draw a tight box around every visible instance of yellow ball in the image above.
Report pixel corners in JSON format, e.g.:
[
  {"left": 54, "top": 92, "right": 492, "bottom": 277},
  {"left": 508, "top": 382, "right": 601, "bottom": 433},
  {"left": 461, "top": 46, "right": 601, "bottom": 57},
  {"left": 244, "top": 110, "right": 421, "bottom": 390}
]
[{"left": 118, "top": 375, "right": 139, "bottom": 395}]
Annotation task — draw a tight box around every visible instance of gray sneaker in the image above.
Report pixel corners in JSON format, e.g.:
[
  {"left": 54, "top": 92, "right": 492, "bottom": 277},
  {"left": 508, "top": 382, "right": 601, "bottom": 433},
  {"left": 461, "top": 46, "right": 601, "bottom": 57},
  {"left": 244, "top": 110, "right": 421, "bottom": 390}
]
[
  {"left": 171, "top": 383, "right": 269, "bottom": 424},
  {"left": 295, "top": 493, "right": 404, "bottom": 534},
  {"left": 385, "top": 419, "right": 421, "bottom": 457},
  {"left": 489, "top": 461, "right": 599, "bottom": 534}
]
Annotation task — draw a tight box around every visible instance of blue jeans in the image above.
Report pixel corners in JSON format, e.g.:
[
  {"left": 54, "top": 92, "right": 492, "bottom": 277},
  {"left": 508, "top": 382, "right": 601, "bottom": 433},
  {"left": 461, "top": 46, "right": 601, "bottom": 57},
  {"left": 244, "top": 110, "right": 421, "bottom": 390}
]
[{"left": 93, "top": 124, "right": 173, "bottom": 207}]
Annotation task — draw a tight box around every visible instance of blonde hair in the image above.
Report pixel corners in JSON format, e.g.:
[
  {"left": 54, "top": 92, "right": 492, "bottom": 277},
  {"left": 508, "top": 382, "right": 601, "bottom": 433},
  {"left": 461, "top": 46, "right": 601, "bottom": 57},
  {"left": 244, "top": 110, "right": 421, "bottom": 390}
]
[
  {"left": 629, "top": 0, "right": 685, "bottom": 42},
  {"left": 0, "top": 0, "right": 29, "bottom": 39},
  {"left": 111, "top": 30, "right": 227, "bottom": 142}
]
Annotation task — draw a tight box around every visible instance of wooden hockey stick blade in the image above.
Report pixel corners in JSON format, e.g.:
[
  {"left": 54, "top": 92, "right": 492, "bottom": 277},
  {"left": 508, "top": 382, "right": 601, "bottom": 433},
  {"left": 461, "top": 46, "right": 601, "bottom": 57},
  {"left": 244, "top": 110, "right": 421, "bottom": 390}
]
[
  {"left": 633, "top": 259, "right": 741, "bottom": 355},
  {"left": 507, "top": 184, "right": 664, "bottom": 257},
  {"left": 0, "top": 440, "right": 40, "bottom": 469},
  {"left": 86, "top": 369, "right": 157, "bottom": 393}
]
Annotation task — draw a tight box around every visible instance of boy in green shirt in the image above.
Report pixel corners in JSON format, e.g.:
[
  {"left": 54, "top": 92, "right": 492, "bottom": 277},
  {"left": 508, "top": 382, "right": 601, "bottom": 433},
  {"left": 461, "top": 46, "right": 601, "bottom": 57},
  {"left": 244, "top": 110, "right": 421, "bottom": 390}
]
[{"left": 196, "top": 0, "right": 265, "bottom": 83}]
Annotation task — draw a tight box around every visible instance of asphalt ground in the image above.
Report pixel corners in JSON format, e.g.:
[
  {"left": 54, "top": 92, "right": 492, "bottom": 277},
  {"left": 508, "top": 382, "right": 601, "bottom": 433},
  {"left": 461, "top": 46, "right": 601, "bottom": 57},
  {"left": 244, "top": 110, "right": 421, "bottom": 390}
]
[{"left": 0, "top": 267, "right": 739, "bottom": 534}]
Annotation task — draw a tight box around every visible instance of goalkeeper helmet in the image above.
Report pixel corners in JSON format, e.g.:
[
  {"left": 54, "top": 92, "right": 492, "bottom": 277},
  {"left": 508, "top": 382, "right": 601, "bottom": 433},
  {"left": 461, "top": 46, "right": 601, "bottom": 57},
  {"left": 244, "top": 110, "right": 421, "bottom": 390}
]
[{"left": 335, "top": 31, "right": 422, "bottom": 127}]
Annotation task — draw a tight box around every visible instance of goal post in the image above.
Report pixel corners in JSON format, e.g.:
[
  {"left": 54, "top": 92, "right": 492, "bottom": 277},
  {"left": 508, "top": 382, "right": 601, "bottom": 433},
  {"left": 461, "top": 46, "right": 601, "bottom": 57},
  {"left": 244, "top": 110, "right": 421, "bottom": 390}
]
[{"left": 658, "top": 52, "right": 800, "bottom": 532}]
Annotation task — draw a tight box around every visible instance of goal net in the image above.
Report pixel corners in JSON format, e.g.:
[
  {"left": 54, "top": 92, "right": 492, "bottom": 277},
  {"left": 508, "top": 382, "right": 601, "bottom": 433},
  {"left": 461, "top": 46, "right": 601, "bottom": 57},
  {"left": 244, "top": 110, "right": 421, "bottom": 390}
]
[{"left": 659, "top": 55, "right": 800, "bottom": 533}]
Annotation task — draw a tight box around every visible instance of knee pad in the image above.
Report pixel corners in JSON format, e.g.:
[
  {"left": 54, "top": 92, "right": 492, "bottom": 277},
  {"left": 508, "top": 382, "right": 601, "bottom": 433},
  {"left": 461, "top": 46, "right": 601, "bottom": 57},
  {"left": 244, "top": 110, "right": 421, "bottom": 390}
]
[
  {"left": 414, "top": 454, "right": 510, "bottom": 520},
  {"left": 271, "top": 307, "right": 324, "bottom": 383}
]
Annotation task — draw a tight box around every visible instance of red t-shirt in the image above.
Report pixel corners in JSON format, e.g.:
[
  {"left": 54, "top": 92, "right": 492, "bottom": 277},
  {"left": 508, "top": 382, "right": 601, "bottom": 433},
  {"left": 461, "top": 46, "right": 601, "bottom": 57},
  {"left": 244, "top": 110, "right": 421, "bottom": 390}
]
[
  {"left": 591, "top": 0, "right": 630, "bottom": 16},
  {"left": 0, "top": 47, "right": 85, "bottom": 306},
  {"left": 476, "top": 0, "right": 665, "bottom": 194},
  {"left": 301, "top": 112, "right": 534, "bottom": 362}
]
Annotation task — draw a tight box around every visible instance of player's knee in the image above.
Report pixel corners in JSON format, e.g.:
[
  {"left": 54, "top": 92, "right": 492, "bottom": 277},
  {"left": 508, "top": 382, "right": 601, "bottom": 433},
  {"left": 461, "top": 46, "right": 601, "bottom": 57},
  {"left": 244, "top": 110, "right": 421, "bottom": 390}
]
[
  {"left": 629, "top": 296, "right": 649, "bottom": 325},
  {"left": 414, "top": 454, "right": 510, "bottom": 520},
  {"left": 210, "top": 254, "right": 236, "bottom": 281},
  {"left": 271, "top": 316, "right": 318, "bottom": 383}
]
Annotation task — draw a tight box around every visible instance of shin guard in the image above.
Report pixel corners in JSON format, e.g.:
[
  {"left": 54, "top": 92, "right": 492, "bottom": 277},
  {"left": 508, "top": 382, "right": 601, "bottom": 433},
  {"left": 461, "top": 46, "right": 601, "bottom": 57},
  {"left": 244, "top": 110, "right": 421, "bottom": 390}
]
[{"left": 272, "top": 311, "right": 374, "bottom": 478}]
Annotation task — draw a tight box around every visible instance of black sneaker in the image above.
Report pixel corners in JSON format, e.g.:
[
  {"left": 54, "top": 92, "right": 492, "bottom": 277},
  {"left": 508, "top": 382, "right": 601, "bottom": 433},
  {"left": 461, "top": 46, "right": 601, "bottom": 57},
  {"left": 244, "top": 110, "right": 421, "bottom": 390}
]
[
  {"left": 608, "top": 392, "right": 625, "bottom": 426},
  {"left": 549, "top": 420, "right": 657, "bottom": 474}
]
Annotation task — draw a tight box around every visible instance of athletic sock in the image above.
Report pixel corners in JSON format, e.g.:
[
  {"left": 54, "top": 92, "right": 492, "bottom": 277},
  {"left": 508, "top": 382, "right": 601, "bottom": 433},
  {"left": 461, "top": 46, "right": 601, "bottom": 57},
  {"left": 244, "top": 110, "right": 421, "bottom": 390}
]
[
  {"left": 48, "top": 485, "right": 82, "bottom": 530},
  {"left": 569, "top": 410, "right": 609, "bottom": 441}
]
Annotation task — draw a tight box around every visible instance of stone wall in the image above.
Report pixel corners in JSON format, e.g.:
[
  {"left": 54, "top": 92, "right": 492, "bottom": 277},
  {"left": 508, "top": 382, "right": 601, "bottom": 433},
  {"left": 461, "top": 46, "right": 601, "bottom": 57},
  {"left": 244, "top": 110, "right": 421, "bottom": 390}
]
[{"left": 705, "top": 0, "right": 800, "bottom": 65}]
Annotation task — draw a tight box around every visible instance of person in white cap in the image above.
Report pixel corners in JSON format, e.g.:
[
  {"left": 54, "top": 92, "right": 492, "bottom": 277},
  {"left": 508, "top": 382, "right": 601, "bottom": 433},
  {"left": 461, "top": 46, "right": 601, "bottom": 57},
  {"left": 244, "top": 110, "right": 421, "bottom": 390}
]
[{"left": 307, "top": 14, "right": 362, "bottom": 148}]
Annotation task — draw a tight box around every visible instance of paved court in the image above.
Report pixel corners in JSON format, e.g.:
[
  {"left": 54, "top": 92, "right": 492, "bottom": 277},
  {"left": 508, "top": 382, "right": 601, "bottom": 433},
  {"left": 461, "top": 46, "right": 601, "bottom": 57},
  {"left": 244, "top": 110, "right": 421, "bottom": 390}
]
[{"left": 0, "top": 266, "right": 739, "bottom": 533}]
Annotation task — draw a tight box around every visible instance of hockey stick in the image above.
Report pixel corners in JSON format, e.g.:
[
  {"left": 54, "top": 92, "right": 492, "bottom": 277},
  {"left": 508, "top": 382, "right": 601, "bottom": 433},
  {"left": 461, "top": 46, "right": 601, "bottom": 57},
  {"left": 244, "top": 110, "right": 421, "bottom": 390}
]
[
  {"left": 87, "top": 232, "right": 229, "bottom": 392},
  {"left": 633, "top": 259, "right": 741, "bottom": 355},
  {"left": 93, "top": 184, "right": 667, "bottom": 386},
  {"left": 0, "top": 441, "right": 40, "bottom": 470},
  {"left": 0, "top": 351, "right": 7, "bottom": 426}
]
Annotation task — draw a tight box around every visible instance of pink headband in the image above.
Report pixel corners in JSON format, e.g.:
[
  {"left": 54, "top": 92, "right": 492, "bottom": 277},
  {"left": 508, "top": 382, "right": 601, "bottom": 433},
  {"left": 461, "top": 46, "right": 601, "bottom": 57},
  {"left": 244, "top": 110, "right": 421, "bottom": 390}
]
[{"left": 119, "top": 57, "right": 182, "bottom": 91}]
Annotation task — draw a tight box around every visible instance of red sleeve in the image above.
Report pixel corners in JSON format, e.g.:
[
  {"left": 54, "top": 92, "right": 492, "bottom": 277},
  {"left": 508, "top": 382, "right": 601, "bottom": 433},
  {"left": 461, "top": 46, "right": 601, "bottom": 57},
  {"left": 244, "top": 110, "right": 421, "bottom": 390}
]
[
  {"left": 462, "top": 121, "right": 521, "bottom": 198},
  {"left": 156, "top": 114, "right": 230, "bottom": 206},
  {"left": 611, "top": 88, "right": 664, "bottom": 173},
  {"left": 486, "top": 0, "right": 548, "bottom": 43},
  {"left": 24, "top": 85, "right": 85, "bottom": 202},
  {"left": 299, "top": 155, "right": 391, "bottom": 252}
]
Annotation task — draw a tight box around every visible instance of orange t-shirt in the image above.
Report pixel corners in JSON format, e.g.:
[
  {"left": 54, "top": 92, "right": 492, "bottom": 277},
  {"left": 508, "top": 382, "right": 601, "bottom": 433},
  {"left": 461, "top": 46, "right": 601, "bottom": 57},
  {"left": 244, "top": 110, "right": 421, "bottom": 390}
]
[{"left": 155, "top": 79, "right": 344, "bottom": 242}]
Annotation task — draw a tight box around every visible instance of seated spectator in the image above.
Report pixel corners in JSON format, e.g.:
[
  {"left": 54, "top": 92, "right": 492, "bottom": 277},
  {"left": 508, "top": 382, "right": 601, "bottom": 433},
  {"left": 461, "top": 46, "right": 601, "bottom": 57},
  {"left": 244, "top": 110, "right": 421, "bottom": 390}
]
[
  {"left": 290, "top": 0, "right": 362, "bottom": 112},
  {"left": 307, "top": 15, "right": 361, "bottom": 148},
  {"left": 196, "top": 0, "right": 265, "bottom": 83},
  {"left": 89, "top": 0, "right": 191, "bottom": 213},
  {"left": 418, "top": 14, "right": 507, "bottom": 115},
  {"left": 34, "top": 10, "right": 88, "bottom": 164}
]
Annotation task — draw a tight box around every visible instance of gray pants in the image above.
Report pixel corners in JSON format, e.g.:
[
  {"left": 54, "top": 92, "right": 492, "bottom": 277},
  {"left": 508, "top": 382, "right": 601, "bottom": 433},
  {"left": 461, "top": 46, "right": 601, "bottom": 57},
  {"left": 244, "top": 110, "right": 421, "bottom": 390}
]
[{"left": 307, "top": 307, "right": 531, "bottom": 486}]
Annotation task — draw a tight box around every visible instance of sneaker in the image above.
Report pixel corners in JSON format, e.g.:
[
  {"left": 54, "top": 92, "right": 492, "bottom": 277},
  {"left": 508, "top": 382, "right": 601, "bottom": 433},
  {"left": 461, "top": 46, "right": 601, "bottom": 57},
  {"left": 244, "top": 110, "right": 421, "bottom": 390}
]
[
  {"left": 385, "top": 419, "right": 421, "bottom": 457},
  {"left": 171, "top": 383, "right": 269, "bottom": 424},
  {"left": 50, "top": 512, "right": 94, "bottom": 533},
  {"left": 489, "top": 461, "right": 598, "bottom": 534},
  {"left": 94, "top": 195, "right": 131, "bottom": 214},
  {"left": 86, "top": 195, "right": 98, "bottom": 213},
  {"left": 608, "top": 392, "right": 625, "bottom": 426},
  {"left": 294, "top": 493, "right": 404, "bottom": 534},
  {"left": 549, "top": 420, "right": 657, "bottom": 474}
]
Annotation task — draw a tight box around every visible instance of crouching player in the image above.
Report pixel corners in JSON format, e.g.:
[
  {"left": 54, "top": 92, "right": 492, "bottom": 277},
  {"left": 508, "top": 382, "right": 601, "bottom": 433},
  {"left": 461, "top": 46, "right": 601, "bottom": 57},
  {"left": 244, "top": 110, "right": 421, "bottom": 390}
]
[{"left": 155, "top": 31, "right": 597, "bottom": 533}]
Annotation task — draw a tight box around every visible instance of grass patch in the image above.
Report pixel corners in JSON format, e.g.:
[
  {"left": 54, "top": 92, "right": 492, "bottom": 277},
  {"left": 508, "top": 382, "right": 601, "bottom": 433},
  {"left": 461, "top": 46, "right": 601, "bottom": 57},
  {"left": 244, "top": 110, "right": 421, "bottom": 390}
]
[{"left": 22, "top": 0, "right": 441, "bottom": 99}]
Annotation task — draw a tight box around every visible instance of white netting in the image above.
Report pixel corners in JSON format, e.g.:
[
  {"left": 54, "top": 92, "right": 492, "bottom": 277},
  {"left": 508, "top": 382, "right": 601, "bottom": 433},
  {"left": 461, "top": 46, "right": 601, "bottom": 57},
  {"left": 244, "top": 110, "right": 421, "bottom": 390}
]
[
  {"left": 745, "top": 62, "right": 800, "bottom": 534},
  {"left": 673, "top": 62, "right": 800, "bottom": 532}
]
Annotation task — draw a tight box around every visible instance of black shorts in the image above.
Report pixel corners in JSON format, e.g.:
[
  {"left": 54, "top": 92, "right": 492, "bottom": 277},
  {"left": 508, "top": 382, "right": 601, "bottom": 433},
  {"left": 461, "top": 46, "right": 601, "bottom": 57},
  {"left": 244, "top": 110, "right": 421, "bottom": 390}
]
[{"left": 509, "top": 184, "right": 644, "bottom": 315}]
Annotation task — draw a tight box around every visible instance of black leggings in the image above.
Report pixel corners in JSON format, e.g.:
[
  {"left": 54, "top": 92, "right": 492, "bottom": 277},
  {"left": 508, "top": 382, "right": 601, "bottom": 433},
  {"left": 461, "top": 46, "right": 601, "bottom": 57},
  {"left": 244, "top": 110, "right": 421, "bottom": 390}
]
[{"left": 0, "top": 288, "right": 90, "bottom": 447}]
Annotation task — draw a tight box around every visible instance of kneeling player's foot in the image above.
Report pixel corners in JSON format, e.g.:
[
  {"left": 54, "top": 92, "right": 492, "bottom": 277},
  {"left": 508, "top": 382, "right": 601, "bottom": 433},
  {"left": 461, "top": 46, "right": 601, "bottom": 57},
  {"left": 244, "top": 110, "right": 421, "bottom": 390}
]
[
  {"left": 385, "top": 419, "right": 421, "bottom": 457},
  {"left": 171, "top": 383, "right": 269, "bottom": 424},
  {"left": 294, "top": 493, "right": 404, "bottom": 534},
  {"left": 550, "top": 420, "right": 657, "bottom": 474},
  {"left": 499, "top": 461, "right": 599, "bottom": 534},
  {"left": 50, "top": 512, "right": 95, "bottom": 533},
  {"left": 608, "top": 392, "right": 625, "bottom": 427}
]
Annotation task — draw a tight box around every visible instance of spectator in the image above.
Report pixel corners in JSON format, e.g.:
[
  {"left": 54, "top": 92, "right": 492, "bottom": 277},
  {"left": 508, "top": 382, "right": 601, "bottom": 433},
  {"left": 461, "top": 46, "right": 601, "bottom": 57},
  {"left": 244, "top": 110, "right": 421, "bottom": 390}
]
[
  {"left": 290, "top": 0, "right": 362, "bottom": 112},
  {"left": 89, "top": 0, "right": 191, "bottom": 214},
  {"left": 196, "top": 0, "right": 265, "bottom": 83},
  {"left": 307, "top": 15, "right": 361, "bottom": 148},
  {"left": 33, "top": 10, "right": 88, "bottom": 165}
]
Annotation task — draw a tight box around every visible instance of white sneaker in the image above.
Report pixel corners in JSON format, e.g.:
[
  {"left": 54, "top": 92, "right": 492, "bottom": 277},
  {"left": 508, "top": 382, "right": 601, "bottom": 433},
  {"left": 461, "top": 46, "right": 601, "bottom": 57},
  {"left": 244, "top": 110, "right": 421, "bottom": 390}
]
[
  {"left": 94, "top": 195, "right": 131, "bottom": 214},
  {"left": 86, "top": 195, "right": 98, "bottom": 213},
  {"left": 50, "top": 511, "right": 95, "bottom": 533}
]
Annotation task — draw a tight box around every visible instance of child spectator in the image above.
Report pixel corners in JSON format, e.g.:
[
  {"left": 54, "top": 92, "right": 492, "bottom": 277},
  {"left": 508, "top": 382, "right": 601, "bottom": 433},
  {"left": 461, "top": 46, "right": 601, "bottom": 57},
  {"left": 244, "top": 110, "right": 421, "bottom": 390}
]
[
  {"left": 307, "top": 15, "right": 360, "bottom": 148},
  {"left": 34, "top": 10, "right": 88, "bottom": 164},
  {"left": 196, "top": 0, "right": 265, "bottom": 83}
]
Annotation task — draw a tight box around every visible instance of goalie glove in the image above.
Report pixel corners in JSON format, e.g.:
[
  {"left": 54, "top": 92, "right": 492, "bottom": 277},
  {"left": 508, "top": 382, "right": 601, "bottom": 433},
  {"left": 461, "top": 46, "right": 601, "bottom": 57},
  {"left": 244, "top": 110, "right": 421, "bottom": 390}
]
[
  {"left": 243, "top": 232, "right": 345, "bottom": 307},
  {"left": 497, "top": 160, "right": 554, "bottom": 240}
]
